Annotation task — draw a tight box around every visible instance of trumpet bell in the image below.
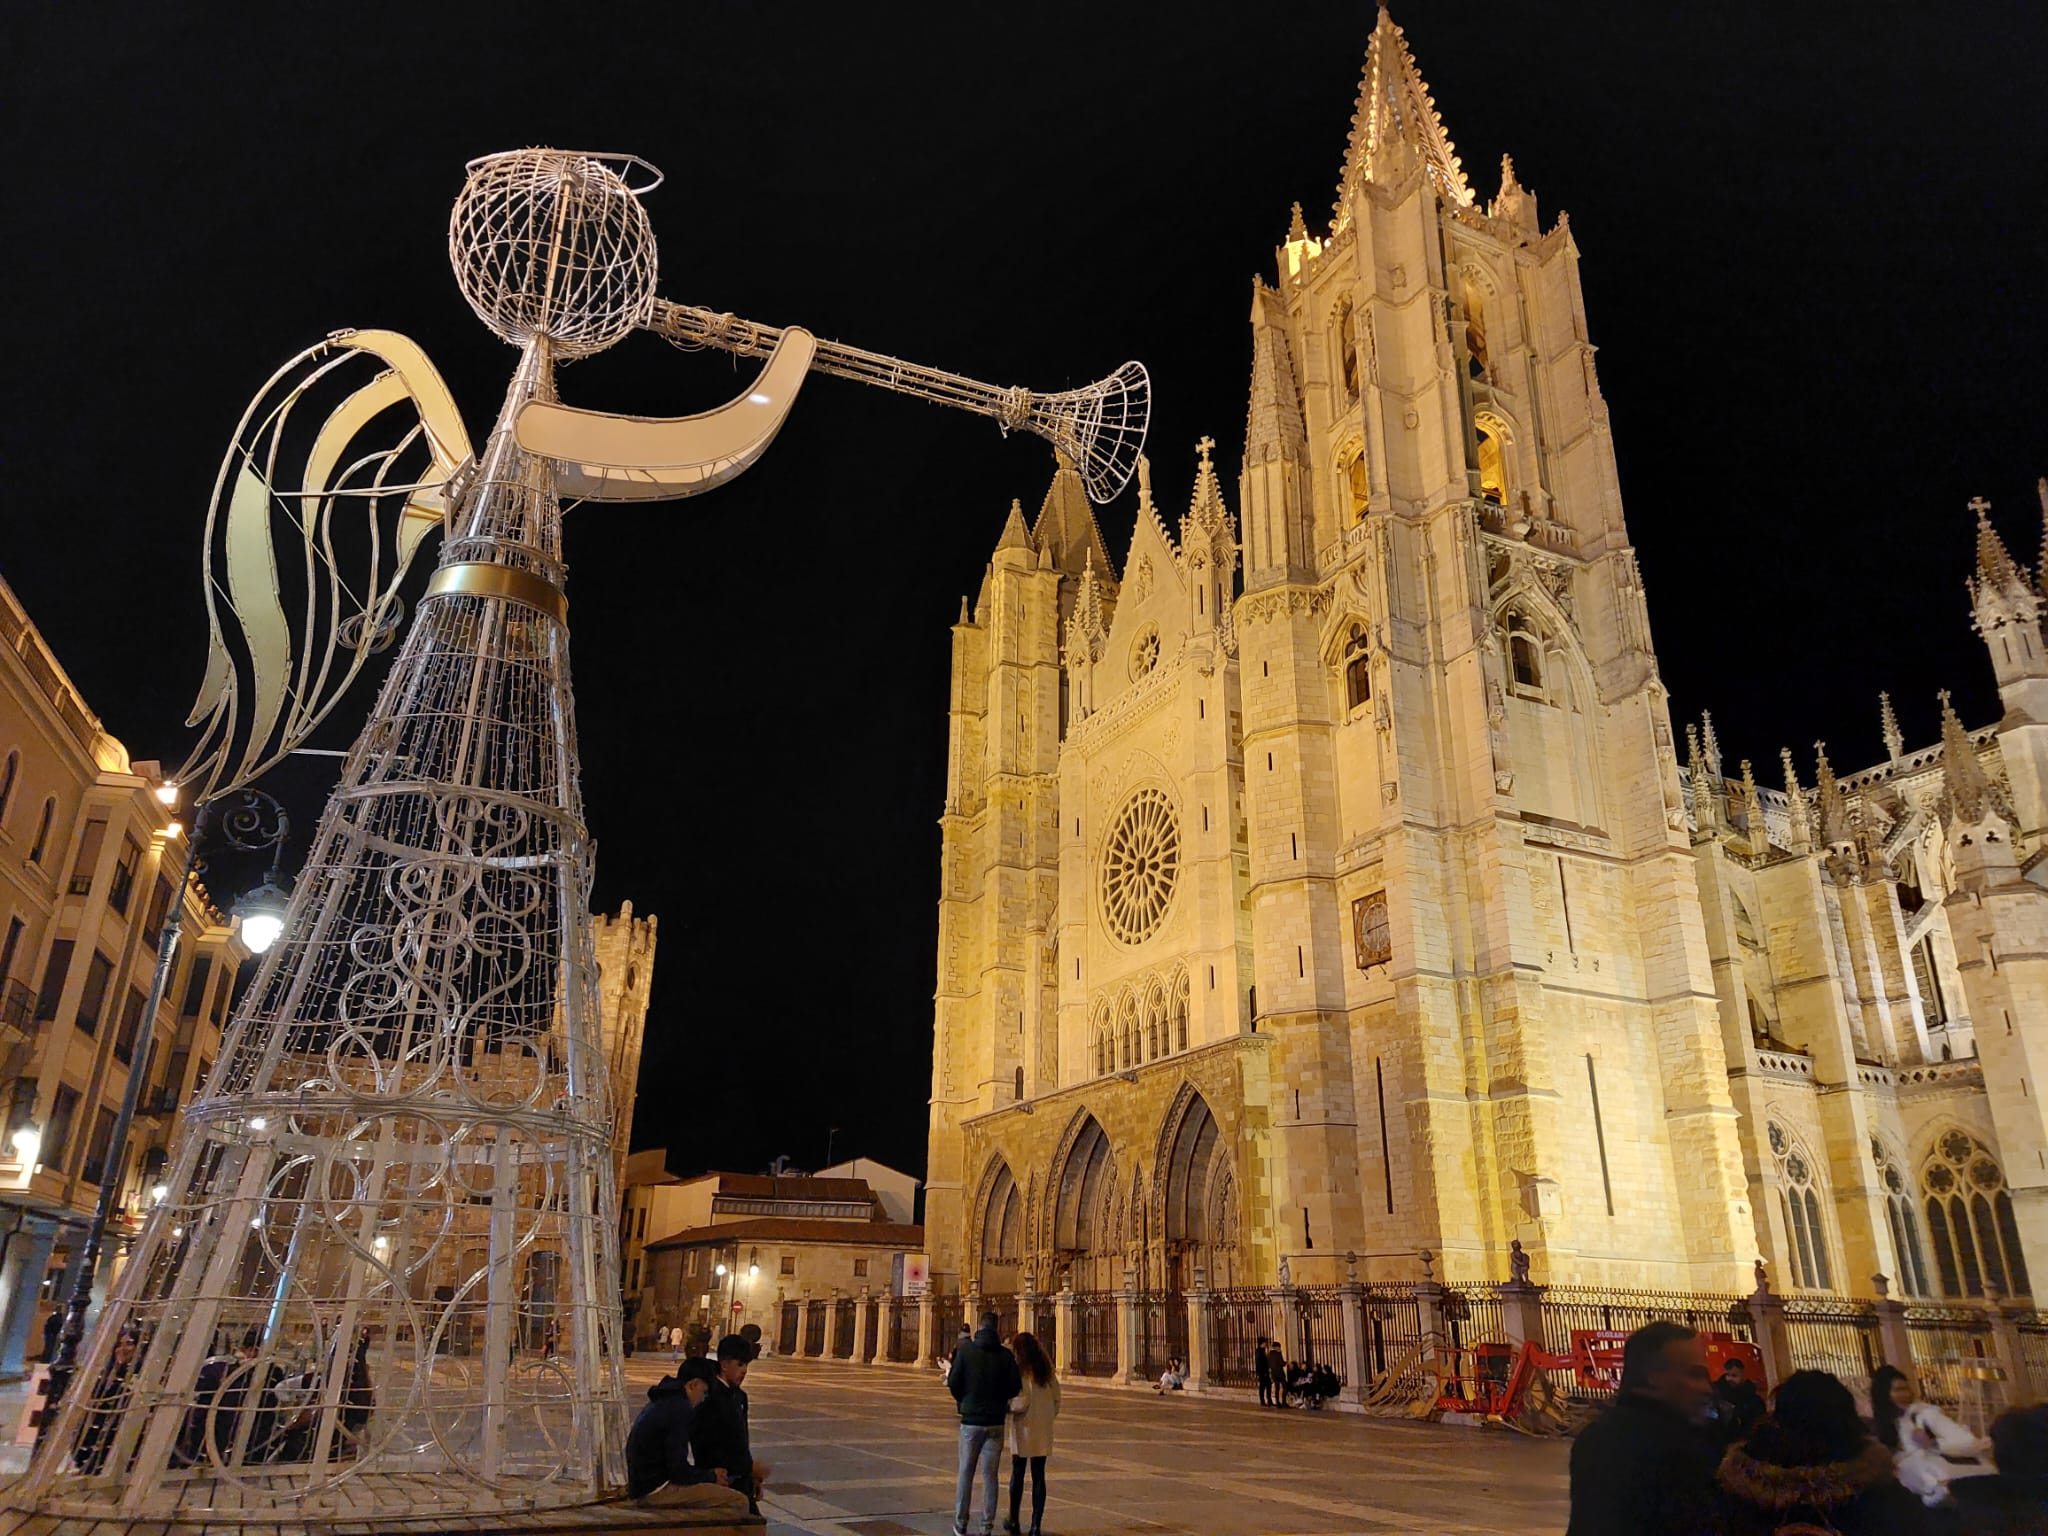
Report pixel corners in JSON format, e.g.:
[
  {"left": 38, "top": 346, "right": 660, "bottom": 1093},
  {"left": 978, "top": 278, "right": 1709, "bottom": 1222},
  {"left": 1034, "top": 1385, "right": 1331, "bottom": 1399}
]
[{"left": 1021, "top": 361, "right": 1151, "bottom": 506}]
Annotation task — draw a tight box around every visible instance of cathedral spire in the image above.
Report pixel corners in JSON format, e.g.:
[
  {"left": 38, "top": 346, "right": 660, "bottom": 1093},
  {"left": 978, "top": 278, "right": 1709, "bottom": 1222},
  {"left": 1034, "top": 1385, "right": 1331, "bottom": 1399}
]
[
  {"left": 1701, "top": 711, "right": 1722, "bottom": 777},
  {"left": 1973, "top": 494, "right": 2027, "bottom": 597},
  {"left": 1688, "top": 725, "right": 1720, "bottom": 834},
  {"left": 1938, "top": 689, "right": 1998, "bottom": 826},
  {"left": 1879, "top": 691, "right": 1904, "bottom": 762},
  {"left": 996, "top": 497, "right": 1033, "bottom": 557},
  {"left": 1780, "top": 747, "right": 1812, "bottom": 854},
  {"left": 1813, "top": 741, "right": 1851, "bottom": 851},
  {"left": 1739, "top": 759, "right": 1770, "bottom": 857},
  {"left": 1287, "top": 201, "right": 1309, "bottom": 243},
  {"left": 1030, "top": 457, "right": 1116, "bottom": 582},
  {"left": 1332, "top": 5, "right": 1472, "bottom": 231},
  {"left": 1244, "top": 290, "right": 1308, "bottom": 467}
]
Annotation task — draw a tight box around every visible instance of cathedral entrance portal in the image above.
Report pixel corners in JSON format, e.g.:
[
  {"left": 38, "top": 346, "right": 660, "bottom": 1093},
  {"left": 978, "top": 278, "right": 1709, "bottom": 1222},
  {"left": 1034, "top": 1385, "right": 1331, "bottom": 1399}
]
[
  {"left": 977, "top": 1160, "right": 1023, "bottom": 1295},
  {"left": 1052, "top": 1116, "right": 1121, "bottom": 1291},
  {"left": 1162, "top": 1092, "right": 1238, "bottom": 1289}
]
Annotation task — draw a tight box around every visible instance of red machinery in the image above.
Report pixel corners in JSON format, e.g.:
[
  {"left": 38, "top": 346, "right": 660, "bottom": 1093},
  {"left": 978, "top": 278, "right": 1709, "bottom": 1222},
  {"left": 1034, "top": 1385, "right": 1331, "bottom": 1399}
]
[{"left": 1435, "top": 1329, "right": 1763, "bottom": 1422}]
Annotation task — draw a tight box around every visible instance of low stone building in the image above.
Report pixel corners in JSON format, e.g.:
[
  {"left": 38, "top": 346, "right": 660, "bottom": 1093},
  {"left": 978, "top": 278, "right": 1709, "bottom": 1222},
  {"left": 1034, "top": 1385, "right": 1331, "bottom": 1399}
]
[{"left": 638, "top": 1167, "right": 922, "bottom": 1350}]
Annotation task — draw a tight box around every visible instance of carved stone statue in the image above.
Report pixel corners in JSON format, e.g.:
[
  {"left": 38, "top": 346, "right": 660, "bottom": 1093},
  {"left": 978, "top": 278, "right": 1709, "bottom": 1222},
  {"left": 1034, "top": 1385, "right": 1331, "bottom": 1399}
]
[
  {"left": 1508, "top": 1239, "right": 1531, "bottom": 1285},
  {"left": 1277, "top": 1255, "right": 1292, "bottom": 1289}
]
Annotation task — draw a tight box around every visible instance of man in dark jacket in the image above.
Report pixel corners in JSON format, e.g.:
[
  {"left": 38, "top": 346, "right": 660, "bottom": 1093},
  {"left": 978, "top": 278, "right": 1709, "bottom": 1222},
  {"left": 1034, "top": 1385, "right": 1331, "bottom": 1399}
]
[
  {"left": 690, "top": 1334, "right": 771, "bottom": 1512},
  {"left": 626, "top": 1358, "right": 748, "bottom": 1512},
  {"left": 1254, "top": 1335, "right": 1273, "bottom": 1407},
  {"left": 1567, "top": 1321, "right": 1720, "bottom": 1536},
  {"left": 946, "top": 1312, "right": 1021, "bottom": 1536}
]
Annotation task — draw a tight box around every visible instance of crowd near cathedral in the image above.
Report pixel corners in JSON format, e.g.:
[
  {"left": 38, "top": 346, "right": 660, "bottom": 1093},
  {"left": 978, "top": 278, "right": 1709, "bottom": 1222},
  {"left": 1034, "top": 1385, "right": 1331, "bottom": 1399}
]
[{"left": 923, "top": 7, "right": 2043, "bottom": 1309}]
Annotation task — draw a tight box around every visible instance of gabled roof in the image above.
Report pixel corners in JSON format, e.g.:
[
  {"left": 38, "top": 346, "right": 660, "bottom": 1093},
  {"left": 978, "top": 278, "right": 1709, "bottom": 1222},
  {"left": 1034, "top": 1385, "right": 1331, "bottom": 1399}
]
[{"left": 1030, "top": 460, "right": 1118, "bottom": 582}]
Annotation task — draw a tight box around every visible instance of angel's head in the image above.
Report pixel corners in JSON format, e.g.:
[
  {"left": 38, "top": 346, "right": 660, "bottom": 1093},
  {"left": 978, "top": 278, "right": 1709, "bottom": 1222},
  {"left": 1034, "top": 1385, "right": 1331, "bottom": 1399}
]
[{"left": 448, "top": 148, "right": 662, "bottom": 360}]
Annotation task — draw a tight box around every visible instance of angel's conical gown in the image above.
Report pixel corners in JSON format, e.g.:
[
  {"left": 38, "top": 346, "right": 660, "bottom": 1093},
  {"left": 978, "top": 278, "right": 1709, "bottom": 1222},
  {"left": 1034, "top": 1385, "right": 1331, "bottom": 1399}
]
[{"left": 19, "top": 344, "right": 629, "bottom": 1518}]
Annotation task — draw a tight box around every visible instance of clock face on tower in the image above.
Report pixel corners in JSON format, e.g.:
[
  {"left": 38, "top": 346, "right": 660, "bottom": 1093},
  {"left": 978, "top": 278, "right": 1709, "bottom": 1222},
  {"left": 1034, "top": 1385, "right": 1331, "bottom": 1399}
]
[{"left": 1353, "top": 890, "right": 1390, "bottom": 969}]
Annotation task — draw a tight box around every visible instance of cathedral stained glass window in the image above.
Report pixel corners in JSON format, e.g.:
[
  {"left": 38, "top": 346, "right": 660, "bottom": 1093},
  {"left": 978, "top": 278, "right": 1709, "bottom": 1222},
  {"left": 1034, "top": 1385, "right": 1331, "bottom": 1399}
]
[
  {"left": 1100, "top": 788, "right": 1181, "bottom": 945},
  {"left": 1922, "top": 1130, "right": 2029, "bottom": 1300}
]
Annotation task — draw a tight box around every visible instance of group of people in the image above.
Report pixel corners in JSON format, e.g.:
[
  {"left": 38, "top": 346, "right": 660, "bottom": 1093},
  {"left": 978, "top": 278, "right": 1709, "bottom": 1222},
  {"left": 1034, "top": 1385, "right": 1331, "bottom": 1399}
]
[
  {"left": 68, "top": 1324, "right": 376, "bottom": 1475},
  {"left": 946, "top": 1311, "right": 1061, "bottom": 1536},
  {"left": 1252, "top": 1337, "right": 1340, "bottom": 1409},
  {"left": 623, "top": 1332, "right": 773, "bottom": 1517},
  {"left": 1568, "top": 1320, "right": 2048, "bottom": 1534}
]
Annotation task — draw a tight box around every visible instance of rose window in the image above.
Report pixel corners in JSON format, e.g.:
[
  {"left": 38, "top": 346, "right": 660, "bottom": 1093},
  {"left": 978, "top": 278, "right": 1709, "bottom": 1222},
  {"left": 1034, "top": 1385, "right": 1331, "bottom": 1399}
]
[
  {"left": 1100, "top": 788, "right": 1181, "bottom": 944},
  {"left": 1130, "top": 626, "right": 1161, "bottom": 679}
]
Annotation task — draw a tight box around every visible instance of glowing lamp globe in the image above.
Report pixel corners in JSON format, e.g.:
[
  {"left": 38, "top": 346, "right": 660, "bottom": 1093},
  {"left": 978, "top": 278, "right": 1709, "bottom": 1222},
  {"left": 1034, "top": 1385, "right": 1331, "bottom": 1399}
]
[
  {"left": 448, "top": 148, "right": 661, "bottom": 360},
  {"left": 235, "top": 878, "right": 291, "bottom": 954}
]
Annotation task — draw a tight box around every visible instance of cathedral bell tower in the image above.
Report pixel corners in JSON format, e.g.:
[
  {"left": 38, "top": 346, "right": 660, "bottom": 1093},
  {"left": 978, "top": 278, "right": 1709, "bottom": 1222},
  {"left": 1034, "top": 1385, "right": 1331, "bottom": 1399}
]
[{"left": 1235, "top": 6, "right": 1755, "bottom": 1286}]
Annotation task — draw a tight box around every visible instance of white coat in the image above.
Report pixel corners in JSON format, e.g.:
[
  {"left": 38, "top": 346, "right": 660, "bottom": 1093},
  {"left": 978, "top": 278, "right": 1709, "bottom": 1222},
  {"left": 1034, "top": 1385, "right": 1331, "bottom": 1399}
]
[
  {"left": 1006, "top": 1373, "right": 1061, "bottom": 1459},
  {"left": 1892, "top": 1399, "right": 1991, "bottom": 1506}
]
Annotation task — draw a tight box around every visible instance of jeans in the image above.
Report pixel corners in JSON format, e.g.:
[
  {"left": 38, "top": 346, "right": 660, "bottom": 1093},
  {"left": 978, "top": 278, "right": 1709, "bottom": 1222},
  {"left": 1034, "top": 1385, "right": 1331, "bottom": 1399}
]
[{"left": 954, "top": 1423, "right": 1002, "bottom": 1534}]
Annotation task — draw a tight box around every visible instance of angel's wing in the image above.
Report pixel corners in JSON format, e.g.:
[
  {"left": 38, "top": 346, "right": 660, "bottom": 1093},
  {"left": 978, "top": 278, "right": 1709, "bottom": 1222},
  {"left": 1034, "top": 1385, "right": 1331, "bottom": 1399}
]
[{"left": 177, "top": 330, "right": 472, "bottom": 802}]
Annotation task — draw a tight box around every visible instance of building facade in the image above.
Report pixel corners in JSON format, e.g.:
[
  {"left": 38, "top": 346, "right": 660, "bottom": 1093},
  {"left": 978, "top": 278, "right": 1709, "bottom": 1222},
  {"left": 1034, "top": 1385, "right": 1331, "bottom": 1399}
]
[
  {"left": 0, "top": 572, "right": 250, "bottom": 1377},
  {"left": 925, "top": 8, "right": 2044, "bottom": 1305},
  {"left": 635, "top": 1168, "right": 923, "bottom": 1349}
]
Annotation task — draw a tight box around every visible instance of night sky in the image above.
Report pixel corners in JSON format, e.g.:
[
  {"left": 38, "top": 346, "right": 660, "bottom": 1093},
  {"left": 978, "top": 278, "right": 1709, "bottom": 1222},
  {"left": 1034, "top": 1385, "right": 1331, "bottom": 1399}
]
[{"left": 4, "top": 2, "right": 2044, "bottom": 1184}]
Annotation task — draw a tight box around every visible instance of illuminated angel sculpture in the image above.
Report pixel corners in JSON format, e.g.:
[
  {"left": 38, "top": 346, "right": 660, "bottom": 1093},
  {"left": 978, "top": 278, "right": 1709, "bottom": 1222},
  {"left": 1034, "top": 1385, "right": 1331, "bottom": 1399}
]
[{"left": 15, "top": 149, "right": 1147, "bottom": 1522}]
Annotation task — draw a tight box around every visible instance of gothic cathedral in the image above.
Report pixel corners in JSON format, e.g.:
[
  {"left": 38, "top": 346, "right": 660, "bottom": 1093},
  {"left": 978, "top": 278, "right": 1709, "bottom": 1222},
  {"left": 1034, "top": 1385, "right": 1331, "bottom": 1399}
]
[{"left": 925, "top": 7, "right": 2047, "bottom": 1305}]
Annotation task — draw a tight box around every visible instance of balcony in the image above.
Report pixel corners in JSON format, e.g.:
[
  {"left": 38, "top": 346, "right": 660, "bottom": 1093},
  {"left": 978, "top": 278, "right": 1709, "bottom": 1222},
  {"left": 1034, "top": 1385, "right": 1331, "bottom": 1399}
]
[{"left": 0, "top": 978, "right": 31, "bottom": 1034}]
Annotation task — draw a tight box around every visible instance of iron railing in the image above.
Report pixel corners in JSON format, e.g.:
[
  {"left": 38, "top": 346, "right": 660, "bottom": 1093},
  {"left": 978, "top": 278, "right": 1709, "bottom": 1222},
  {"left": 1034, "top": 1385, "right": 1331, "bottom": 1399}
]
[
  {"left": 1782, "top": 1296, "right": 1880, "bottom": 1387},
  {"left": 1211, "top": 1288, "right": 1276, "bottom": 1386},
  {"left": 888, "top": 1301, "right": 919, "bottom": 1362},
  {"left": 1903, "top": 1304, "right": 1995, "bottom": 1414},
  {"left": 803, "top": 1302, "right": 826, "bottom": 1356},
  {"left": 1135, "top": 1291, "right": 1187, "bottom": 1379},
  {"left": 1296, "top": 1287, "right": 1346, "bottom": 1374},
  {"left": 777, "top": 1300, "right": 799, "bottom": 1356},
  {"left": 831, "top": 1300, "right": 855, "bottom": 1359},
  {"left": 1068, "top": 1291, "right": 1117, "bottom": 1377},
  {"left": 981, "top": 1292, "right": 1018, "bottom": 1343}
]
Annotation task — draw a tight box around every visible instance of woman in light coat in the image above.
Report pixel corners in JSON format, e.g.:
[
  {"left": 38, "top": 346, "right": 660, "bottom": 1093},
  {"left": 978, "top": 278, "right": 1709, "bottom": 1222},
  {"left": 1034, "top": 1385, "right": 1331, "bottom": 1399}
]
[
  {"left": 1869, "top": 1364, "right": 1993, "bottom": 1507},
  {"left": 1004, "top": 1331, "right": 1060, "bottom": 1536}
]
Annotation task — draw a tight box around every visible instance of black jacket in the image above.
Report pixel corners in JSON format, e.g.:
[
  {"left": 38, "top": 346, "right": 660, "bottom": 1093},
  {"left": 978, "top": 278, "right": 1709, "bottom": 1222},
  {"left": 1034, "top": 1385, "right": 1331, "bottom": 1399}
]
[
  {"left": 1947, "top": 1472, "right": 2048, "bottom": 1535},
  {"left": 1567, "top": 1391, "right": 1722, "bottom": 1536},
  {"left": 1254, "top": 1348, "right": 1271, "bottom": 1382},
  {"left": 625, "top": 1375, "right": 711, "bottom": 1499},
  {"left": 1715, "top": 1439, "right": 1928, "bottom": 1536},
  {"left": 689, "top": 1375, "right": 753, "bottom": 1488},
  {"left": 946, "top": 1324, "right": 1021, "bottom": 1427}
]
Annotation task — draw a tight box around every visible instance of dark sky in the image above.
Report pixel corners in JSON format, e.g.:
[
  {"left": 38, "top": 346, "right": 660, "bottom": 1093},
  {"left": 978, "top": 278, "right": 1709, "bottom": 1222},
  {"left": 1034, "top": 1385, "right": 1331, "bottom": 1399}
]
[{"left": 4, "top": 2, "right": 2044, "bottom": 1182}]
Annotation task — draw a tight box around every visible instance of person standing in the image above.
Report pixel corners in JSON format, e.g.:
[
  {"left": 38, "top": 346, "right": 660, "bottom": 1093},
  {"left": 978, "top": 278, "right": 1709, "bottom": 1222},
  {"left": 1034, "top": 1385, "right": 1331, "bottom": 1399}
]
[
  {"left": 1710, "top": 1356, "right": 1765, "bottom": 1445},
  {"left": 691, "top": 1334, "right": 772, "bottom": 1513},
  {"left": 947, "top": 1309, "right": 1021, "bottom": 1536},
  {"left": 1254, "top": 1335, "right": 1272, "bottom": 1407},
  {"left": 1716, "top": 1369, "right": 1927, "bottom": 1534},
  {"left": 1566, "top": 1321, "right": 1721, "bottom": 1536},
  {"left": 1003, "top": 1330, "right": 1059, "bottom": 1536},
  {"left": 1265, "top": 1342, "right": 1288, "bottom": 1407}
]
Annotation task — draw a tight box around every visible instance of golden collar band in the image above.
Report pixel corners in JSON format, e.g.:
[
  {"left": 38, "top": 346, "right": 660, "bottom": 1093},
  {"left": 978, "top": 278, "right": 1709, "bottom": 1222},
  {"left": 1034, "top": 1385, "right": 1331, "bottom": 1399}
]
[{"left": 425, "top": 562, "right": 568, "bottom": 624}]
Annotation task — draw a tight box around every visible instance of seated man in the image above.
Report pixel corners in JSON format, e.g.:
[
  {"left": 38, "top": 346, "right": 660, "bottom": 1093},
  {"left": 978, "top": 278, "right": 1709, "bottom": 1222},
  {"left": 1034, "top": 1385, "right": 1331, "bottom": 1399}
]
[
  {"left": 1309, "top": 1363, "right": 1340, "bottom": 1407},
  {"left": 1154, "top": 1357, "right": 1185, "bottom": 1393},
  {"left": 692, "top": 1334, "right": 773, "bottom": 1512},
  {"left": 626, "top": 1357, "right": 749, "bottom": 1513}
]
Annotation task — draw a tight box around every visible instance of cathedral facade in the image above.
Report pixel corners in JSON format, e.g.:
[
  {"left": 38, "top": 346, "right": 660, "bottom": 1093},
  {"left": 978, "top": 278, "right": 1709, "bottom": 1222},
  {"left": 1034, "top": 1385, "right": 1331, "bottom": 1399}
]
[{"left": 925, "top": 8, "right": 2046, "bottom": 1304}]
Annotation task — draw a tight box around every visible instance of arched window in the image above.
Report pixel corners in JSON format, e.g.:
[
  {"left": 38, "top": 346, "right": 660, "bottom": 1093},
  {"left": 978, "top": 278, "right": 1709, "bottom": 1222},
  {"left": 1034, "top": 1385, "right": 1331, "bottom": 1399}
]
[
  {"left": 1091, "top": 1003, "right": 1112, "bottom": 1077},
  {"left": 0, "top": 751, "right": 16, "bottom": 826},
  {"left": 1921, "top": 1130, "right": 2030, "bottom": 1299},
  {"left": 1343, "top": 625, "right": 1371, "bottom": 712},
  {"left": 1117, "top": 991, "right": 1138, "bottom": 1071},
  {"left": 28, "top": 797, "right": 55, "bottom": 865},
  {"left": 1462, "top": 274, "right": 1489, "bottom": 380},
  {"left": 1509, "top": 632, "right": 1543, "bottom": 692},
  {"left": 1172, "top": 974, "right": 1190, "bottom": 1052},
  {"left": 1769, "top": 1122, "right": 1833, "bottom": 1290},
  {"left": 1014, "top": 1065, "right": 1024, "bottom": 1101},
  {"left": 1477, "top": 422, "right": 1507, "bottom": 505},
  {"left": 1335, "top": 299, "right": 1359, "bottom": 403},
  {"left": 1345, "top": 447, "right": 1369, "bottom": 523},
  {"left": 1872, "top": 1137, "right": 1931, "bottom": 1298}
]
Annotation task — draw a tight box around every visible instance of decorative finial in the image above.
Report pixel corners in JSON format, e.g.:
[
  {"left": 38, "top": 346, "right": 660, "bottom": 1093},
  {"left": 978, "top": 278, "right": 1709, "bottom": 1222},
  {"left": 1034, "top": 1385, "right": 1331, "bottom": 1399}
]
[
  {"left": 1196, "top": 434, "right": 1215, "bottom": 467},
  {"left": 1879, "top": 692, "right": 1903, "bottom": 762},
  {"left": 1419, "top": 1248, "right": 1436, "bottom": 1281},
  {"left": 1345, "top": 1250, "right": 1359, "bottom": 1284},
  {"left": 1701, "top": 711, "right": 1721, "bottom": 775},
  {"left": 1286, "top": 201, "right": 1309, "bottom": 243}
]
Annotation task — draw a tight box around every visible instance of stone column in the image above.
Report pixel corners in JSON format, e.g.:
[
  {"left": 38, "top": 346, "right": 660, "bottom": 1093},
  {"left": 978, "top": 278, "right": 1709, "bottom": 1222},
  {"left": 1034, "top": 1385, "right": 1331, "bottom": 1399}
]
[
  {"left": 1414, "top": 1251, "right": 1449, "bottom": 1393},
  {"left": 1053, "top": 1285, "right": 1077, "bottom": 1378},
  {"left": 914, "top": 1286, "right": 936, "bottom": 1370},
  {"left": 1870, "top": 1274, "right": 1913, "bottom": 1371},
  {"left": 875, "top": 1293, "right": 897, "bottom": 1365},
  {"left": 1336, "top": 1253, "right": 1368, "bottom": 1406},
  {"left": 1116, "top": 1263, "right": 1138, "bottom": 1384},
  {"left": 1185, "top": 1267, "right": 1213, "bottom": 1392},
  {"left": 1018, "top": 1288, "right": 1042, "bottom": 1342},
  {"left": 1498, "top": 1281, "right": 1546, "bottom": 1352},
  {"left": 1746, "top": 1265, "right": 1792, "bottom": 1388},
  {"left": 0, "top": 1220, "right": 57, "bottom": 1377},
  {"left": 1988, "top": 1288, "right": 2034, "bottom": 1407},
  {"left": 1275, "top": 1285, "right": 1303, "bottom": 1366},
  {"left": 852, "top": 1287, "right": 872, "bottom": 1364}
]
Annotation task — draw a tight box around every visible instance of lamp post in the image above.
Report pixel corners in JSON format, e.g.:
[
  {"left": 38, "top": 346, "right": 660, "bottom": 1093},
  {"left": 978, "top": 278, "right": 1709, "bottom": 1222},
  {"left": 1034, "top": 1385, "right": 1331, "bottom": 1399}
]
[{"left": 39, "top": 787, "right": 290, "bottom": 1443}]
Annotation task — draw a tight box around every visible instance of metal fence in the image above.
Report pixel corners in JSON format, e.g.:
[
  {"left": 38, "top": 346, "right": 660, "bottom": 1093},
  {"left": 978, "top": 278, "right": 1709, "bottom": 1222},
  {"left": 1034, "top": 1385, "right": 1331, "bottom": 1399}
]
[
  {"left": 803, "top": 1301, "right": 827, "bottom": 1356},
  {"left": 1296, "top": 1287, "right": 1346, "bottom": 1375},
  {"left": 1782, "top": 1296, "right": 1880, "bottom": 1387},
  {"left": 777, "top": 1300, "right": 799, "bottom": 1357},
  {"left": 1028, "top": 1305, "right": 1057, "bottom": 1366},
  {"left": 1069, "top": 1291, "right": 1118, "bottom": 1377},
  {"left": 858, "top": 1298, "right": 878, "bottom": 1361},
  {"left": 1212, "top": 1288, "right": 1277, "bottom": 1387},
  {"left": 1136, "top": 1292, "right": 1188, "bottom": 1379},
  {"left": 1903, "top": 1305, "right": 1995, "bottom": 1415},
  {"left": 1443, "top": 1286, "right": 1505, "bottom": 1351},
  {"left": 888, "top": 1301, "right": 920, "bottom": 1362},
  {"left": 832, "top": 1300, "right": 855, "bottom": 1358},
  {"left": 1534, "top": 1287, "right": 1755, "bottom": 1403},
  {"left": 982, "top": 1292, "right": 1018, "bottom": 1344},
  {"left": 933, "top": 1294, "right": 966, "bottom": 1357},
  {"left": 2018, "top": 1313, "right": 2048, "bottom": 1396},
  {"left": 1358, "top": 1286, "right": 1425, "bottom": 1388}
]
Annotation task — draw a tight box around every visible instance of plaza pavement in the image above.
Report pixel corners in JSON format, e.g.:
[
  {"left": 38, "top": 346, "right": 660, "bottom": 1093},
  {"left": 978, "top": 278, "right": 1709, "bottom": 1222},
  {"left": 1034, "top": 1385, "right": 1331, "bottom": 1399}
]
[{"left": 626, "top": 1354, "right": 1573, "bottom": 1536}]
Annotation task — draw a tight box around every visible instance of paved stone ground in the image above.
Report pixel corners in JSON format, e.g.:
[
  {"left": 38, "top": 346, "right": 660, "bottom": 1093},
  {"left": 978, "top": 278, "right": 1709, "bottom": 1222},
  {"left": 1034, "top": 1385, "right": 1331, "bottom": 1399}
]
[{"left": 625, "top": 1356, "right": 1572, "bottom": 1536}]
